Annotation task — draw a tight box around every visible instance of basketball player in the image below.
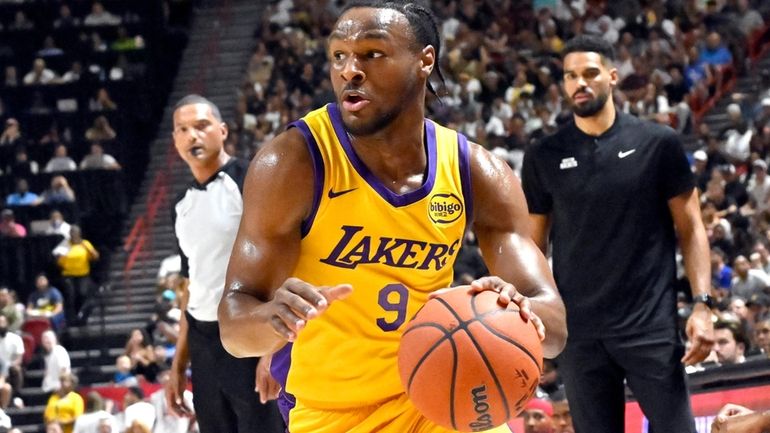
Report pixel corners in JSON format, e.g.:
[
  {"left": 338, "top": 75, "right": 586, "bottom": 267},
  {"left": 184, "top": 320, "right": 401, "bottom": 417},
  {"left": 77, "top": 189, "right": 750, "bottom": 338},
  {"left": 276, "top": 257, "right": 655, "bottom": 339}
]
[
  {"left": 521, "top": 35, "right": 714, "bottom": 433},
  {"left": 166, "top": 95, "right": 283, "bottom": 433},
  {"left": 219, "top": 2, "right": 567, "bottom": 433}
]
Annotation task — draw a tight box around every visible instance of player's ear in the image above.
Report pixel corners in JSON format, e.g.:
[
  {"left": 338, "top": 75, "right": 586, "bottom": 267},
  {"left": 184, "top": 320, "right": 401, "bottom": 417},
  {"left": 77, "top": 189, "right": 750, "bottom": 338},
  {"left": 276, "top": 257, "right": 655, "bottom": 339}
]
[
  {"left": 219, "top": 121, "right": 228, "bottom": 141},
  {"left": 419, "top": 45, "right": 435, "bottom": 79}
]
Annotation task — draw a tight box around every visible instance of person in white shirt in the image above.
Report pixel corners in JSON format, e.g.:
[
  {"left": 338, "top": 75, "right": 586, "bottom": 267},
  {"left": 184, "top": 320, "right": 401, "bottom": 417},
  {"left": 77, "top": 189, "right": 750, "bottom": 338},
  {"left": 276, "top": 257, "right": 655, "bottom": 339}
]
[
  {"left": 117, "top": 386, "right": 155, "bottom": 432},
  {"left": 0, "top": 315, "right": 23, "bottom": 407},
  {"left": 40, "top": 330, "right": 71, "bottom": 393},
  {"left": 151, "top": 369, "right": 196, "bottom": 433},
  {"left": 73, "top": 392, "right": 117, "bottom": 433},
  {"left": 23, "top": 58, "right": 57, "bottom": 86}
]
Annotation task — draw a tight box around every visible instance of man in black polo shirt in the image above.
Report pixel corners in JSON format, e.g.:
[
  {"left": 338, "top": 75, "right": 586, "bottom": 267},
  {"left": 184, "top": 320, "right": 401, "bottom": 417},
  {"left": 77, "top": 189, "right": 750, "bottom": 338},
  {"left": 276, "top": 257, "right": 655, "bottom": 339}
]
[
  {"left": 166, "top": 94, "right": 283, "bottom": 433},
  {"left": 521, "top": 35, "right": 714, "bottom": 433}
]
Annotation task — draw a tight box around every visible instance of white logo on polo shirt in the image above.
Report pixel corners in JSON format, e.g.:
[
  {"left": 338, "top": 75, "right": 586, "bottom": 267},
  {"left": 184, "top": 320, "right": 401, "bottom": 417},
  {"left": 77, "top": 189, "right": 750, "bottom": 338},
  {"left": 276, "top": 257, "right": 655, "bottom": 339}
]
[
  {"left": 618, "top": 149, "right": 636, "bottom": 158},
  {"left": 560, "top": 157, "right": 578, "bottom": 169}
]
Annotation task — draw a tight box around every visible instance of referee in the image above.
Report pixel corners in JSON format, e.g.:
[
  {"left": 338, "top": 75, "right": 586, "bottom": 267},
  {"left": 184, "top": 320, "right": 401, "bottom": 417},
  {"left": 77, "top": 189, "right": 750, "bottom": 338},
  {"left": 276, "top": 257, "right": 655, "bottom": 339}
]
[
  {"left": 166, "top": 94, "right": 283, "bottom": 433},
  {"left": 521, "top": 36, "right": 714, "bottom": 433}
]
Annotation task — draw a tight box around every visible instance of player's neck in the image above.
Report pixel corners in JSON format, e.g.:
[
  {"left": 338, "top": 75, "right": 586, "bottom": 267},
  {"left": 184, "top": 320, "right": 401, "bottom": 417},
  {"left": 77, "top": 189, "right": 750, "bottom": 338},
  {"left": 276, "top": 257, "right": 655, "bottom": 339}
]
[
  {"left": 574, "top": 101, "right": 616, "bottom": 137},
  {"left": 190, "top": 151, "right": 231, "bottom": 184}
]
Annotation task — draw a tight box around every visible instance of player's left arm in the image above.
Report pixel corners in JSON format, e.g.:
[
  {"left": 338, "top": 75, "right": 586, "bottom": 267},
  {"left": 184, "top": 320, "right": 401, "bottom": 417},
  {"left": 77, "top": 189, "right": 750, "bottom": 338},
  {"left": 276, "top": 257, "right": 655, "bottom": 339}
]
[
  {"left": 469, "top": 142, "right": 567, "bottom": 358},
  {"left": 669, "top": 188, "right": 715, "bottom": 365}
]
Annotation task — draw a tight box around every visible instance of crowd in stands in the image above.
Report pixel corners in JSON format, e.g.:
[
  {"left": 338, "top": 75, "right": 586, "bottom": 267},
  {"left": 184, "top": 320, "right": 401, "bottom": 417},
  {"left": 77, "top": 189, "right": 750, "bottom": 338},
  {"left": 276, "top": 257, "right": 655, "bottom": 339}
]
[
  {"left": 0, "top": 0, "right": 768, "bottom": 431},
  {"left": 0, "top": 0, "right": 181, "bottom": 430}
]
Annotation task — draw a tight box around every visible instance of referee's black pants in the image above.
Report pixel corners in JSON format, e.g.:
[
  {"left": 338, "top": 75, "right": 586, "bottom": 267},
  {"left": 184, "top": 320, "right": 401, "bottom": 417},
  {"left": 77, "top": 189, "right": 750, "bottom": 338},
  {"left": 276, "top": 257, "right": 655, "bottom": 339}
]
[
  {"left": 558, "top": 327, "right": 696, "bottom": 433},
  {"left": 186, "top": 312, "right": 285, "bottom": 433}
]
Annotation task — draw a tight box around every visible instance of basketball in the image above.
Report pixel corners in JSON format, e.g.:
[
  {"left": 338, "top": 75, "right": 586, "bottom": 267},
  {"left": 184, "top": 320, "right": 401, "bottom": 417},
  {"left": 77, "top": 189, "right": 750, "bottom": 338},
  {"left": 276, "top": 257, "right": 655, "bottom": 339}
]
[{"left": 398, "top": 287, "right": 543, "bottom": 432}]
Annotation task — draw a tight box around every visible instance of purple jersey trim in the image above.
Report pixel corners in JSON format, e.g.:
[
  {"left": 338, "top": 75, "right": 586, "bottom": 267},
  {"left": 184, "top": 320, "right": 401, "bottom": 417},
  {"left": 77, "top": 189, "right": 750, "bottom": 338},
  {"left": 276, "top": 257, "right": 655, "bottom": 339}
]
[
  {"left": 457, "top": 133, "right": 474, "bottom": 228},
  {"left": 327, "top": 103, "right": 437, "bottom": 208},
  {"left": 288, "top": 120, "right": 325, "bottom": 238},
  {"left": 270, "top": 343, "right": 295, "bottom": 428}
]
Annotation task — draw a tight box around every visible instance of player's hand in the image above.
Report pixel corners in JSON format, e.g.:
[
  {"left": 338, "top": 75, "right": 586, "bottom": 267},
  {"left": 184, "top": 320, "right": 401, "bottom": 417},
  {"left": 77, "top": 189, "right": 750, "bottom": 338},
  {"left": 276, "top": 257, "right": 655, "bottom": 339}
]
[
  {"left": 430, "top": 276, "right": 546, "bottom": 341},
  {"left": 165, "top": 367, "right": 193, "bottom": 417},
  {"left": 268, "top": 277, "right": 353, "bottom": 342},
  {"left": 711, "top": 404, "right": 767, "bottom": 433},
  {"left": 682, "top": 303, "right": 715, "bottom": 366},
  {"left": 255, "top": 354, "right": 280, "bottom": 404}
]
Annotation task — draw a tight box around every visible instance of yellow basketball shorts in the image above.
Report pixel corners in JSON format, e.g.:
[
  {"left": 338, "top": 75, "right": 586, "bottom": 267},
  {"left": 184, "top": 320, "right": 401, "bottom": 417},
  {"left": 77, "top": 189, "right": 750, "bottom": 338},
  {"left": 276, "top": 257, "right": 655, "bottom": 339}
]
[{"left": 287, "top": 393, "right": 512, "bottom": 433}]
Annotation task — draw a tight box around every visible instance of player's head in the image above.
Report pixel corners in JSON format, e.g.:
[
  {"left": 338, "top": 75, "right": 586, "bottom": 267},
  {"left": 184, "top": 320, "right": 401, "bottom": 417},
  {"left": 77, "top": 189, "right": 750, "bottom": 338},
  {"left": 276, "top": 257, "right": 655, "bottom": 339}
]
[
  {"left": 329, "top": 1, "right": 443, "bottom": 135},
  {"left": 562, "top": 35, "right": 617, "bottom": 118},
  {"left": 172, "top": 94, "right": 228, "bottom": 169},
  {"left": 523, "top": 398, "right": 555, "bottom": 433}
]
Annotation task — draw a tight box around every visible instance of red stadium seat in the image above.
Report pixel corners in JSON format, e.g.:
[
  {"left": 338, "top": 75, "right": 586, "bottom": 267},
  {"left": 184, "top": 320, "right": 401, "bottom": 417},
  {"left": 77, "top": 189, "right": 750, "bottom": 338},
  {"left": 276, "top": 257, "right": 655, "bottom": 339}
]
[{"left": 21, "top": 318, "right": 51, "bottom": 348}]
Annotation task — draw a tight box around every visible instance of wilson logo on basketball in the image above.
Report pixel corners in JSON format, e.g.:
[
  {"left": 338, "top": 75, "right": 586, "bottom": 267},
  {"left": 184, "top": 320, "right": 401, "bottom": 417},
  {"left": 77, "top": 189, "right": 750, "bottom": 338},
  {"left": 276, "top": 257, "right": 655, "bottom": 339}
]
[
  {"left": 428, "top": 193, "right": 463, "bottom": 224},
  {"left": 469, "top": 385, "right": 494, "bottom": 431}
]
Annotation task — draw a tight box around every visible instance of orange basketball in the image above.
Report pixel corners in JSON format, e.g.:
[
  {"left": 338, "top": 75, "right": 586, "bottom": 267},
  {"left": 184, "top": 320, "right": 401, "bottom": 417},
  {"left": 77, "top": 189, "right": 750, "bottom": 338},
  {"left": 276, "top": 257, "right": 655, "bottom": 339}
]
[{"left": 398, "top": 287, "right": 543, "bottom": 432}]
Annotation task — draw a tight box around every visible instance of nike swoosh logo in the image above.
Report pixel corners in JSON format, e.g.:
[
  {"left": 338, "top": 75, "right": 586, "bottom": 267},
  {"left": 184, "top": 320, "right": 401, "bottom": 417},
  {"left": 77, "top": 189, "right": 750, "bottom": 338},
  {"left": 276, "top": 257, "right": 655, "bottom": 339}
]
[
  {"left": 328, "top": 187, "right": 358, "bottom": 199},
  {"left": 618, "top": 149, "right": 636, "bottom": 158}
]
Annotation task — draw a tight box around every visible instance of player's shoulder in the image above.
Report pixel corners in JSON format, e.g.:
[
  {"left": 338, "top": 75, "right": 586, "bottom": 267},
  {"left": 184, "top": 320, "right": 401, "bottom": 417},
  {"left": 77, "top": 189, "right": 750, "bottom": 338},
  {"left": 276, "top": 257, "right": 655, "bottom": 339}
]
[{"left": 250, "top": 127, "right": 311, "bottom": 174}]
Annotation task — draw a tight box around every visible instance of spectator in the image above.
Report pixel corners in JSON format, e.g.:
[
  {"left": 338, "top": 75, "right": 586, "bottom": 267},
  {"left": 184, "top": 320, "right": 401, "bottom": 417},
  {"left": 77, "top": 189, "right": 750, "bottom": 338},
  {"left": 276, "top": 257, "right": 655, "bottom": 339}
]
[
  {"left": 37, "top": 36, "right": 64, "bottom": 58},
  {"left": 55, "top": 225, "right": 99, "bottom": 324},
  {"left": 43, "top": 372, "right": 83, "bottom": 433},
  {"left": 0, "top": 118, "right": 23, "bottom": 147},
  {"left": 519, "top": 398, "right": 555, "bottom": 433},
  {"left": 23, "top": 58, "right": 57, "bottom": 86},
  {"left": 117, "top": 387, "right": 154, "bottom": 433},
  {"left": 150, "top": 369, "right": 195, "bottom": 433},
  {"left": 747, "top": 159, "right": 770, "bottom": 213},
  {"left": 40, "top": 330, "right": 70, "bottom": 393},
  {"left": 39, "top": 176, "right": 76, "bottom": 205},
  {"left": 111, "top": 26, "right": 144, "bottom": 51},
  {"left": 0, "top": 315, "right": 22, "bottom": 408},
  {"left": 26, "top": 274, "right": 65, "bottom": 330},
  {"left": 84, "top": 2, "right": 121, "bottom": 26},
  {"left": 550, "top": 395, "right": 574, "bottom": 433},
  {"left": 0, "top": 288, "right": 20, "bottom": 333},
  {"left": 5, "top": 179, "right": 38, "bottom": 206},
  {"left": 713, "top": 320, "right": 748, "bottom": 365},
  {"left": 0, "top": 209, "right": 26, "bottom": 238},
  {"left": 53, "top": 5, "right": 80, "bottom": 29},
  {"left": 156, "top": 254, "right": 181, "bottom": 290},
  {"left": 8, "top": 147, "right": 39, "bottom": 179},
  {"left": 72, "top": 392, "right": 117, "bottom": 433},
  {"left": 734, "top": 0, "right": 764, "bottom": 37},
  {"left": 89, "top": 88, "right": 118, "bottom": 112},
  {"left": 753, "top": 317, "right": 770, "bottom": 357},
  {"left": 45, "top": 210, "right": 71, "bottom": 239},
  {"left": 731, "top": 255, "right": 768, "bottom": 300},
  {"left": 79, "top": 143, "right": 120, "bottom": 170},
  {"left": 84, "top": 116, "right": 116, "bottom": 142},
  {"left": 698, "top": 32, "right": 733, "bottom": 68},
  {"left": 59, "top": 62, "right": 82, "bottom": 84},
  {"left": 113, "top": 355, "right": 137, "bottom": 386},
  {"left": 44, "top": 145, "right": 78, "bottom": 172},
  {"left": 9, "top": 10, "right": 34, "bottom": 31}
]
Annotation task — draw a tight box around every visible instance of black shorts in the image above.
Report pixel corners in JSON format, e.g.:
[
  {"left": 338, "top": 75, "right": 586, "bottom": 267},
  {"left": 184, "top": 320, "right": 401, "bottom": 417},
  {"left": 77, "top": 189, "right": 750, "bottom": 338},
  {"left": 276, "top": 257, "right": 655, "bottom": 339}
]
[{"left": 186, "top": 312, "right": 284, "bottom": 433}]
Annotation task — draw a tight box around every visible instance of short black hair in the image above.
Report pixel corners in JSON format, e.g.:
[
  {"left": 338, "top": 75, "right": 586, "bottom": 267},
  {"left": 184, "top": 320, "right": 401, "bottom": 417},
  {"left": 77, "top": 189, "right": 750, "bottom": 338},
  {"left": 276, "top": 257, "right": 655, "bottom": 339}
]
[
  {"left": 173, "top": 94, "right": 222, "bottom": 122},
  {"left": 563, "top": 35, "right": 616, "bottom": 64},
  {"left": 339, "top": 1, "right": 446, "bottom": 98}
]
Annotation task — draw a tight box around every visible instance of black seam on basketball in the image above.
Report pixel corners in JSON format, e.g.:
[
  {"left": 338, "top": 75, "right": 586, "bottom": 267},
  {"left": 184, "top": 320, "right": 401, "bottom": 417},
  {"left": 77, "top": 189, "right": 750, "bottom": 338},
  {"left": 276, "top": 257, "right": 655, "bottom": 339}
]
[
  {"left": 470, "top": 297, "right": 541, "bottom": 374},
  {"left": 406, "top": 323, "right": 452, "bottom": 391},
  {"left": 433, "top": 296, "right": 467, "bottom": 324},
  {"left": 467, "top": 296, "right": 511, "bottom": 421},
  {"left": 448, "top": 331, "right": 459, "bottom": 431},
  {"left": 472, "top": 317, "right": 541, "bottom": 375}
]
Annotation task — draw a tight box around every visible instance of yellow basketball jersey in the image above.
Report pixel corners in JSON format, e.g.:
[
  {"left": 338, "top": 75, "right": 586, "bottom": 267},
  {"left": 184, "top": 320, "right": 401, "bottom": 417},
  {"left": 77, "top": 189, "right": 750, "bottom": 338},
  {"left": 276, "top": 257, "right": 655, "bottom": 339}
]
[{"left": 283, "top": 103, "right": 472, "bottom": 410}]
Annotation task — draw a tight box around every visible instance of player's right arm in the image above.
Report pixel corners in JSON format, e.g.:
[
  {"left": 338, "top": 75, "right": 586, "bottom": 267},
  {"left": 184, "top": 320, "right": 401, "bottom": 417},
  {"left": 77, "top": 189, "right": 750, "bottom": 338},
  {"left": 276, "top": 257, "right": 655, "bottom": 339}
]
[
  {"left": 528, "top": 214, "right": 551, "bottom": 255},
  {"left": 219, "top": 129, "right": 351, "bottom": 358}
]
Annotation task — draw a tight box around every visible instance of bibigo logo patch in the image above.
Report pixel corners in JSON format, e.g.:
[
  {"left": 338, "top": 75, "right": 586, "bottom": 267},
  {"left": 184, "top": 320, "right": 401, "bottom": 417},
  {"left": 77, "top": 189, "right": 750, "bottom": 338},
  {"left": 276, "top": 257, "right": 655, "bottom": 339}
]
[{"left": 428, "top": 193, "right": 464, "bottom": 224}]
